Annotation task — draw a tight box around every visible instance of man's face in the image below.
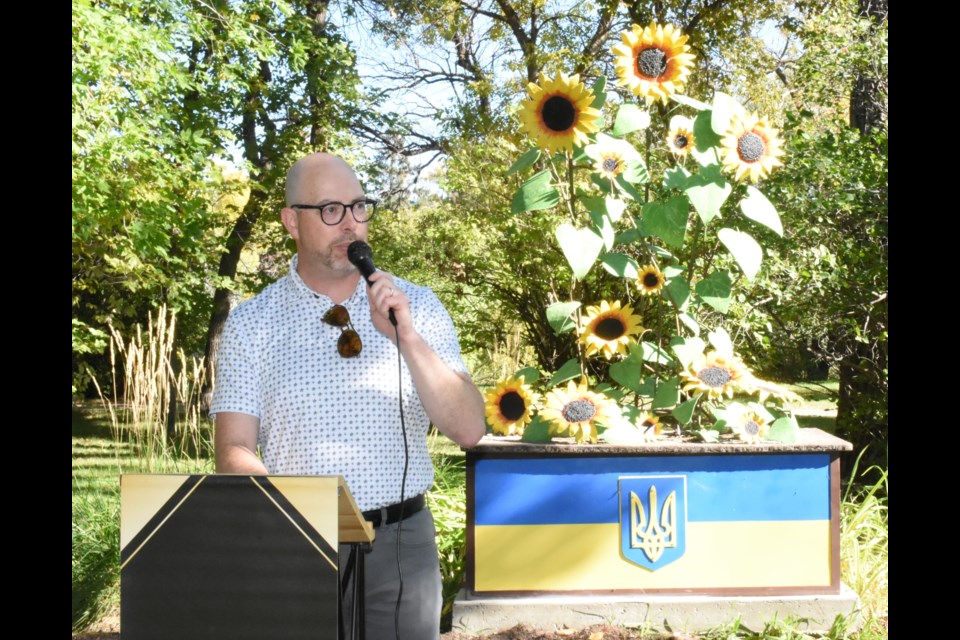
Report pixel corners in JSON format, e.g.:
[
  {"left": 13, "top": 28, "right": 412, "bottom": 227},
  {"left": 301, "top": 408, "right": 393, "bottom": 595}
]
[{"left": 282, "top": 159, "right": 369, "bottom": 276}]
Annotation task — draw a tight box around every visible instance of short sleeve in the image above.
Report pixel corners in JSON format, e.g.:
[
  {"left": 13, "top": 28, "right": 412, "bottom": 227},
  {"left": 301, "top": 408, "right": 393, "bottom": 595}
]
[
  {"left": 208, "top": 304, "right": 263, "bottom": 420},
  {"left": 413, "top": 287, "right": 469, "bottom": 376}
]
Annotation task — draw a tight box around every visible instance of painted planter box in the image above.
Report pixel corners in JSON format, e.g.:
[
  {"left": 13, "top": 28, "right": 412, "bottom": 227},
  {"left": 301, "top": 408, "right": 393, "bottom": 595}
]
[{"left": 465, "top": 427, "right": 852, "bottom": 596}]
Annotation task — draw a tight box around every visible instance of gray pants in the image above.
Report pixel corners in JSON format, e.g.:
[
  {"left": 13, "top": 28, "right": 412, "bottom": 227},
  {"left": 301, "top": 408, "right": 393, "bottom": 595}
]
[{"left": 339, "top": 507, "right": 442, "bottom": 640}]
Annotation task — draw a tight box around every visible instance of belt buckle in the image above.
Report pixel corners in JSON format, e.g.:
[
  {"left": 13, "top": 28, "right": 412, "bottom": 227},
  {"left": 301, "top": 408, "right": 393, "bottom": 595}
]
[{"left": 379, "top": 506, "right": 389, "bottom": 527}]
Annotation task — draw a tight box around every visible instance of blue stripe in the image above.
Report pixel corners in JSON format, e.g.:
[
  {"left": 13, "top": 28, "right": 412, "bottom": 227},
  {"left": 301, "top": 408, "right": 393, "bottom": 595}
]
[{"left": 473, "top": 454, "right": 830, "bottom": 524}]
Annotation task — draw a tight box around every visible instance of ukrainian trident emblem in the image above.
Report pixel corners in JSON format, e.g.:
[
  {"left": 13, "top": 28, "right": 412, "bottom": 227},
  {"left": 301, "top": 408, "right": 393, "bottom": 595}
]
[{"left": 619, "top": 475, "right": 687, "bottom": 570}]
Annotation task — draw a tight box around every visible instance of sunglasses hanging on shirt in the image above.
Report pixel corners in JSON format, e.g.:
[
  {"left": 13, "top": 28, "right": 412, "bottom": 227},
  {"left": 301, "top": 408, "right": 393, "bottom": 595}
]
[{"left": 322, "top": 304, "right": 362, "bottom": 358}]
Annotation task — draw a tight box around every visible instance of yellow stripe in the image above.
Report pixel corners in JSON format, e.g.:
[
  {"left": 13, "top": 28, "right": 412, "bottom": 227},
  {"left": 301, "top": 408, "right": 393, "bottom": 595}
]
[
  {"left": 251, "top": 477, "right": 338, "bottom": 572},
  {"left": 474, "top": 521, "right": 832, "bottom": 591},
  {"left": 120, "top": 476, "right": 206, "bottom": 571}
]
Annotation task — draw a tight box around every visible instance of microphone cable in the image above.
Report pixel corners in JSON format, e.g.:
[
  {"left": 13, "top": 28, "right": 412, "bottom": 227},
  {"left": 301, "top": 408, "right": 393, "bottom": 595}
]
[{"left": 392, "top": 320, "right": 408, "bottom": 640}]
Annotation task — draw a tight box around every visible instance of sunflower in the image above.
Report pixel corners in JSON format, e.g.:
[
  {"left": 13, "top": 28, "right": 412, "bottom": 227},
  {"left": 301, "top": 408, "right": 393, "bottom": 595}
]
[
  {"left": 578, "top": 300, "right": 645, "bottom": 360},
  {"left": 742, "top": 377, "right": 802, "bottom": 405},
  {"left": 729, "top": 409, "right": 769, "bottom": 444},
  {"left": 636, "top": 265, "right": 665, "bottom": 296},
  {"left": 680, "top": 351, "right": 751, "bottom": 400},
  {"left": 518, "top": 71, "right": 601, "bottom": 155},
  {"left": 483, "top": 375, "right": 539, "bottom": 436},
  {"left": 612, "top": 22, "right": 696, "bottom": 105},
  {"left": 585, "top": 134, "right": 641, "bottom": 181},
  {"left": 666, "top": 115, "right": 696, "bottom": 157},
  {"left": 541, "top": 378, "right": 617, "bottom": 444},
  {"left": 637, "top": 411, "right": 663, "bottom": 442},
  {"left": 719, "top": 112, "right": 786, "bottom": 182}
]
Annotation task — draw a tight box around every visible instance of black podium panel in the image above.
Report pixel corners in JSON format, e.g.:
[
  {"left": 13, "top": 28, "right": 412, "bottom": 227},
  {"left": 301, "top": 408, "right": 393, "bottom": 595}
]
[{"left": 121, "top": 475, "right": 339, "bottom": 640}]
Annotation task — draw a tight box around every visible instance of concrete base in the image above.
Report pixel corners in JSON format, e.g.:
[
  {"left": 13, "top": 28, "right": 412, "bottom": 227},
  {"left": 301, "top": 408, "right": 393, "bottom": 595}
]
[{"left": 451, "top": 585, "right": 862, "bottom": 636}]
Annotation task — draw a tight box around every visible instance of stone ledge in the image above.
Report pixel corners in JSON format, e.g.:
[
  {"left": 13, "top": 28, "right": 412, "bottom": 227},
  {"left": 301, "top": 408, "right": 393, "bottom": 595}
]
[
  {"left": 469, "top": 427, "right": 852, "bottom": 456},
  {"left": 452, "top": 584, "right": 862, "bottom": 636}
]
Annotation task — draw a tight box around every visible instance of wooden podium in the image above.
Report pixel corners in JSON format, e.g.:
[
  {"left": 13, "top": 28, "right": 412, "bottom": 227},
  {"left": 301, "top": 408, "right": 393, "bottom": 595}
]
[{"left": 120, "top": 474, "right": 375, "bottom": 640}]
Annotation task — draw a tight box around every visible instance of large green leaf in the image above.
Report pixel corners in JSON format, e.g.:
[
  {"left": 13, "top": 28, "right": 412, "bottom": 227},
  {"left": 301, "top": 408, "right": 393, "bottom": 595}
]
[
  {"left": 670, "top": 336, "right": 706, "bottom": 369},
  {"left": 695, "top": 269, "right": 733, "bottom": 313},
  {"left": 640, "top": 341, "right": 675, "bottom": 365},
  {"left": 766, "top": 415, "right": 799, "bottom": 444},
  {"left": 710, "top": 91, "right": 746, "bottom": 136},
  {"left": 693, "top": 110, "right": 722, "bottom": 162},
  {"left": 601, "top": 253, "right": 639, "bottom": 279},
  {"left": 621, "top": 158, "right": 649, "bottom": 185},
  {"left": 664, "top": 273, "right": 690, "bottom": 310},
  {"left": 588, "top": 209, "right": 616, "bottom": 250},
  {"left": 605, "top": 197, "right": 627, "bottom": 222},
  {"left": 590, "top": 75, "right": 607, "bottom": 109},
  {"left": 684, "top": 164, "right": 731, "bottom": 224},
  {"left": 652, "top": 377, "right": 680, "bottom": 410},
  {"left": 679, "top": 312, "right": 700, "bottom": 336},
  {"left": 707, "top": 327, "right": 734, "bottom": 357},
  {"left": 664, "top": 166, "right": 691, "bottom": 190},
  {"left": 547, "top": 358, "right": 583, "bottom": 388},
  {"left": 739, "top": 186, "right": 783, "bottom": 236},
  {"left": 511, "top": 169, "right": 560, "bottom": 213},
  {"left": 611, "top": 103, "right": 651, "bottom": 136},
  {"left": 669, "top": 93, "right": 710, "bottom": 111},
  {"left": 546, "top": 301, "right": 581, "bottom": 335},
  {"left": 520, "top": 415, "right": 553, "bottom": 442},
  {"left": 514, "top": 366, "right": 540, "bottom": 384},
  {"left": 642, "top": 196, "right": 688, "bottom": 249},
  {"left": 555, "top": 223, "right": 604, "bottom": 280},
  {"left": 615, "top": 174, "right": 645, "bottom": 200},
  {"left": 717, "top": 228, "right": 763, "bottom": 280},
  {"left": 672, "top": 394, "right": 700, "bottom": 425},
  {"left": 609, "top": 345, "right": 646, "bottom": 393},
  {"left": 506, "top": 148, "right": 541, "bottom": 176}
]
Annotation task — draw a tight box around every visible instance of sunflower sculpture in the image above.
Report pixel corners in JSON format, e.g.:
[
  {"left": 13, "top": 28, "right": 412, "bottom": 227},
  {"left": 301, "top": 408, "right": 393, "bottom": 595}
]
[
  {"left": 578, "top": 300, "right": 645, "bottom": 360},
  {"left": 519, "top": 71, "right": 601, "bottom": 155},
  {"left": 584, "top": 134, "right": 641, "bottom": 181},
  {"left": 729, "top": 409, "right": 769, "bottom": 444},
  {"left": 612, "top": 22, "right": 696, "bottom": 105},
  {"left": 680, "top": 351, "right": 751, "bottom": 400},
  {"left": 719, "top": 112, "right": 786, "bottom": 182},
  {"left": 541, "top": 378, "right": 617, "bottom": 444},
  {"left": 636, "top": 265, "right": 665, "bottom": 296},
  {"left": 483, "top": 375, "right": 539, "bottom": 436},
  {"left": 666, "top": 115, "right": 696, "bottom": 157},
  {"left": 637, "top": 411, "right": 663, "bottom": 442}
]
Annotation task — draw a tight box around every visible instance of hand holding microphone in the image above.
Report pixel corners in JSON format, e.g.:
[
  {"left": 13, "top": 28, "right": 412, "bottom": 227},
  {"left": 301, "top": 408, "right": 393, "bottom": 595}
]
[{"left": 348, "top": 240, "right": 398, "bottom": 327}]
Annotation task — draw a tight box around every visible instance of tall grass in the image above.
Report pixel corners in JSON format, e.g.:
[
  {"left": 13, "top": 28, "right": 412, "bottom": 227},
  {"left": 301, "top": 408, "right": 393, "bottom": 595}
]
[{"left": 72, "top": 307, "right": 213, "bottom": 632}]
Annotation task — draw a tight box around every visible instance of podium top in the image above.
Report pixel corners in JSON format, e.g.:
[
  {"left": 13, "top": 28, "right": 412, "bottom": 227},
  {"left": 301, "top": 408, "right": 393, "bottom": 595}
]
[{"left": 337, "top": 476, "right": 375, "bottom": 544}]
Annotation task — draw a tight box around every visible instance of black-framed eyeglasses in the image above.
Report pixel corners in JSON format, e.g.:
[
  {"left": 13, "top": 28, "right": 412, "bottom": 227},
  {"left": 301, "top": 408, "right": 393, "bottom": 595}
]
[
  {"left": 291, "top": 199, "right": 377, "bottom": 226},
  {"left": 322, "top": 305, "right": 362, "bottom": 358}
]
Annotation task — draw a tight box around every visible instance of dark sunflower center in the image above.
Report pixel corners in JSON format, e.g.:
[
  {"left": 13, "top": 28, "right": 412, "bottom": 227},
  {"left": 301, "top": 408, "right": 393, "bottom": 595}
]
[
  {"left": 642, "top": 272, "right": 661, "bottom": 288},
  {"left": 641, "top": 419, "right": 656, "bottom": 429},
  {"left": 562, "top": 399, "right": 597, "bottom": 423},
  {"left": 737, "top": 132, "right": 765, "bottom": 162},
  {"left": 673, "top": 135, "right": 688, "bottom": 149},
  {"left": 744, "top": 420, "right": 760, "bottom": 435},
  {"left": 498, "top": 391, "right": 526, "bottom": 421},
  {"left": 542, "top": 96, "right": 576, "bottom": 132},
  {"left": 696, "top": 366, "right": 732, "bottom": 388},
  {"left": 602, "top": 157, "right": 620, "bottom": 172},
  {"left": 636, "top": 47, "right": 668, "bottom": 79},
  {"left": 595, "top": 317, "right": 626, "bottom": 340}
]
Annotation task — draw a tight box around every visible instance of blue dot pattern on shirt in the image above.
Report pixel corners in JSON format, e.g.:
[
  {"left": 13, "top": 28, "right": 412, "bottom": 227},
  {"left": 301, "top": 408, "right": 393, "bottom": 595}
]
[{"left": 210, "top": 254, "right": 469, "bottom": 512}]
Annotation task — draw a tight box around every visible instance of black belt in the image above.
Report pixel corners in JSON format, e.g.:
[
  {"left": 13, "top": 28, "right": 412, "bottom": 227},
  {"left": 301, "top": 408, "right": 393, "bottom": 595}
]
[{"left": 362, "top": 494, "right": 426, "bottom": 528}]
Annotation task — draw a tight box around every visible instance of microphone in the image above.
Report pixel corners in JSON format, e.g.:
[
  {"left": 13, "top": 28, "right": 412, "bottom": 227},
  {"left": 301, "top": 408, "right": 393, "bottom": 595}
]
[{"left": 348, "top": 240, "right": 397, "bottom": 326}]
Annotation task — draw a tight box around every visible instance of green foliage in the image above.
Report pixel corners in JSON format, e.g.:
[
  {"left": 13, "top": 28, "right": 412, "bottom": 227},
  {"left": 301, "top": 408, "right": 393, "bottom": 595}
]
[{"left": 72, "top": 491, "right": 120, "bottom": 632}]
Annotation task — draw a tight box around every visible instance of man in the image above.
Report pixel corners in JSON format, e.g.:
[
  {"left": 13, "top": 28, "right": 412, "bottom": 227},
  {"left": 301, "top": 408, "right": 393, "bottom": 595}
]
[{"left": 210, "top": 152, "right": 486, "bottom": 639}]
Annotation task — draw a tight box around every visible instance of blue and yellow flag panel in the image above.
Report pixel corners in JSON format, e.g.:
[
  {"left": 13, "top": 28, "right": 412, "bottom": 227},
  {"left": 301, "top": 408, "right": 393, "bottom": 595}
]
[{"left": 471, "top": 454, "right": 835, "bottom": 592}]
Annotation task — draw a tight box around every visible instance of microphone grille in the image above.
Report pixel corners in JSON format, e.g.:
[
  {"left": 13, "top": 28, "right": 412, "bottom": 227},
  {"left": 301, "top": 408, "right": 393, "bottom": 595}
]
[{"left": 347, "top": 240, "right": 372, "bottom": 265}]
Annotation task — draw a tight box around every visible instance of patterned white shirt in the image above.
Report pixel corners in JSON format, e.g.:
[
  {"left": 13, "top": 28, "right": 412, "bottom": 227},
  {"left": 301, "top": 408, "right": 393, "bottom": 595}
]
[{"left": 210, "top": 254, "right": 469, "bottom": 511}]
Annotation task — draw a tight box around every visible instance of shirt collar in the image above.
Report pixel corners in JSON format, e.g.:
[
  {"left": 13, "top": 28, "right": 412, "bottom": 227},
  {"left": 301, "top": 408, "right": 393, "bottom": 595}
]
[{"left": 285, "top": 254, "right": 366, "bottom": 306}]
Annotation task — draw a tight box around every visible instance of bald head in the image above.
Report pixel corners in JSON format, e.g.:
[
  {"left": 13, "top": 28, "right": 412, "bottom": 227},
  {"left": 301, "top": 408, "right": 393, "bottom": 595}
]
[{"left": 285, "top": 153, "right": 360, "bottom": 207}]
